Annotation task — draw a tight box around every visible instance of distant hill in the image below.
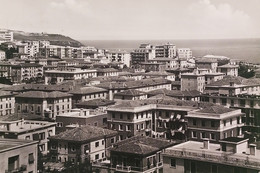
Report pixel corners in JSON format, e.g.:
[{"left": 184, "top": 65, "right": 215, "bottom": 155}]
[{"left": 9, "top": 29, "right": 84, "bottom": 47}]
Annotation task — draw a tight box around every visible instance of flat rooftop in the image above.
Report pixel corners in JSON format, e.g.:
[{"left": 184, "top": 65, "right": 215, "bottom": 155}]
[{"left": 0, "top": 138, "right": 38, "bottom": 153}]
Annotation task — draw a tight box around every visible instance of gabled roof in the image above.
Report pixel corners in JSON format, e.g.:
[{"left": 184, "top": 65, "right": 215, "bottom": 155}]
[
  {"left": 0, "top": 91, "right": 14, "bottom": 97},
  {"left": 110, "top": 136, "right": 175, "bottom": 155},
  {"left": 147, "top": 89, "right": 201, "bottom": 97},
  {"left": 15, "top": 91, "right": 72, "bottom": 99},
  {"left": 114, "top": 89, "right": 146, "bottom": 96},
  {"left": 207, "top": 76, "right": 260, "bottom": 87},
  {"left": 49, "top": 126, "right": 117, "bottom": 143},
  {"left": 197, "top": 105, "right": 235, "bottom": 114}
]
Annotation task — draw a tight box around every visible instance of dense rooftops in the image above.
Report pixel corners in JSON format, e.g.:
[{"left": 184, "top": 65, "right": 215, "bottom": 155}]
[
  {"left": 69, "top": 86, "right": 107, "bottom": 95},
  {"left": 49, "top": 126, "right": 117, "bottom": 143},
  {"left": 147, "top": 88, "right": 201, "bottom": 97},
  {"left": 114, "top": 89, "right": 146, "bottom": 96}
]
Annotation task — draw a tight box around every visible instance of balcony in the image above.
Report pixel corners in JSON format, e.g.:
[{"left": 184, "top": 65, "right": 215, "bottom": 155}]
[
  {"left": 116, "top": 165, "right": 131, "bottom": 172},
  {"left": 5, "top": 165, "right": 27, "bottom": 173}
]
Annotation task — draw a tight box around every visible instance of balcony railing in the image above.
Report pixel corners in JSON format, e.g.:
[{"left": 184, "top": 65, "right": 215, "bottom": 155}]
[
  {"left": 116, "top": 165, "right": 131, "bottom": 172},
  {"left": 164, "top": 149, "right": 260, "bottom": 170}
]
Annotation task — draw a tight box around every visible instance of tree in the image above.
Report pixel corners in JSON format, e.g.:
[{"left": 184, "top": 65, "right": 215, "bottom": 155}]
[{"left": 238, "top": 63, "right": 255, "bottom": 78}]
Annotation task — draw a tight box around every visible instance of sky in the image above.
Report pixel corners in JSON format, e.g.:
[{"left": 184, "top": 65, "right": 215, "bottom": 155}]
[{"left": 0, "top": 0, "right": 260, "bottom": 40}]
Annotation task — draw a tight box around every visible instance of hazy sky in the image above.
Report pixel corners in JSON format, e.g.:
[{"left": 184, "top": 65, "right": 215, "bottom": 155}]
[{"left": 1, "top": 0, "right": 260, "bottom": 40}]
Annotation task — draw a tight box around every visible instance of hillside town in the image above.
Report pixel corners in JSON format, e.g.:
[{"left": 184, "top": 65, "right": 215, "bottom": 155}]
[{"left": 0, "top": 29, "right": 260, "bottom": 173}]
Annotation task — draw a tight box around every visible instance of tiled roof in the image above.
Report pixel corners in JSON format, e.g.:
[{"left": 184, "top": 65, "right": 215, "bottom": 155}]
[
  {"left": 15, "top": 91, "right": 72, "bottom": 99},
  {"left": 111, "top": 94, "right": 213, "bottom": 109},
  {"left": 114, "top": 89, "right": 146, "bottom": 96},
  {"left": 12, "top": 63, "right": 43, "bottom": 67},
  {"left": 110, "top": 136, "right": 175, "bottom": 155},
  {"left": 69, "top": 86, "right": 107, "bottom": 95},
  {"left": 220, "top": 137, "right": 248, "bottom": 143},
  {"left": 76, "top": 99, "right": 115, "bottom": 107},
  {"left": 96, "top": 78, "right": 171, "bottom": 89},
  {"left": 3, "top": 84, "right": 71, "bottom": 92},
  {"left": 197, "top": 105, "right": 235, "bottom": 114},
  {"left": 207, "top": 76, "right": 260, "bottom": 87},
  {"left": 196, "top": 58, "right": 218, "bottom": 63},
  {"left": 49, "top": 126, "right": 117, "bottom": 142}
]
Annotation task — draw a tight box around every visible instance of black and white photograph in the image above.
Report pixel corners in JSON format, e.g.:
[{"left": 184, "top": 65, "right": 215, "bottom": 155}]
[{"left": 0, "top": 0, "right": 260, "bottom": 172}]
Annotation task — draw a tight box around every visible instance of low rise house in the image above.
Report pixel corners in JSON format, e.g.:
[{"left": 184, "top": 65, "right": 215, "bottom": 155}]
[
  {"left": 48, "top": 126, "right": 117, "bottom": 164},
  {"left": 163, "top": 138, "right": 260, "bottom": 173},
  {"left": 217, "top": 64, "right": 239, "bottom": 76},
  {"left": 0, "top": 138, "right": 38, "bottom": 173},
  {"left": 94, "top": 136, "right": 177, "bottom": 173},
  {"left": 0, "top": 119, "right": 56, "bottom": 155},
  {"left": 186, "top": 106, "right": 245, "bottom": 142}
]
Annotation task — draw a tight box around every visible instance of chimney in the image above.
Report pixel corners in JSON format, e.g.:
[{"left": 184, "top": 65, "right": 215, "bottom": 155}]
[
  {"left": 203, "top": 138, "right": 210, "bottom": 149},
  {"left": 249, "top": 144, "right": 256, "bottom": 156}
]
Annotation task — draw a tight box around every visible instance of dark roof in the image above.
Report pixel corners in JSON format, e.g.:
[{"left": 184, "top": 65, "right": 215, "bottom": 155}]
[
  {"left": 12, "top": 63, "right": 43, "bottom": 68},
  {"left": 69, "top": 86, "right": 107, "bottom": 95},
  {"left": 49, "top": 126, "right": 117, "bottom": 143},
  {"left": 96, "top": 68, "right": 119, "bottom": 73},
  {"left": 110, "top": 136, "right": 175, "bottom": 155},
  {"left": 197, "top": 105, "right": 235, "bottom": 114},
  {"left": 76, "top": 99, "right": 115, "bottom": 107},
  {"left": 2, "top": 84, "right": 71, "bottom": 92},
  {"left": 114, "top": 89, "right": 146, "bottom": 96},
  {"left": 15, "top": 91, "right": 72, "bottom": 99}
]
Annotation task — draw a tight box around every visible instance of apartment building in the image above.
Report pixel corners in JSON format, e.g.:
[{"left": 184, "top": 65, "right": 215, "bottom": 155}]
[
  {"left": 106, "top": 50, "right": 131, "bottom": 67},
  {"left": 163, "top": 138, "right": 260, "bottom": 173},
  {"left": 96, "top": 68, "right": 119, "bottom": 77},
  {"left": 0, "top": 30, "right": 13, "bottom": 41},
  {"left": 177, "top": 48, "right": 192, "bottom": 59},
  {"left": 131, "top": 44, "right": 155, "bottom": 66},
  {"left": 0, "top": 62, "right": 12, "bottom": 79},
  {"left": 155, "top": 43, "right": 176, "bottom": 58},
  {"left": 0, "top": 91, "right": 15, "bottom": 116},
  {"left": 148, "top": 58, "right": 178, "bottom": 69},
  {"left": 0, "top": 138, "right": 38, "bottom": 173},
  {"left": 0, "top": 119, "right": 56, "bottom": 155},
  {"left": 11, "top": 63, "right": 43, "bottom": 83},
  {"left": 217, "top": 64, "right": 239, "bottom": 76},
  {"left": 0, "top": 50, "right": 6, "bottom": 60},
  {"left": 44, "top": 68, "right": 97, "bottom": 84},
  {"left": 186, "top": 105, "right": 244, "bottom": 142},
  {"left": 202, "top": 76, "right": 260, "bottom": 137},
  {"left": 55, "top": 108, "right": 108, "bottom": 132},
  {"left": 181, "top": 72, "right": 205, "bottom": 92},
  {"left": 17, "top": 41, "right": 40, "bottom": 57},
  {"left": 195, "top": 58, "right": 218, "bottom": 73},
  {"left": 48, "top": 126, "right": 117, "bottom": 164},
  {"left": 69, "top": 86, "right": 108, "bottom": 107},
  {"left": 15, "top": 91, "right": 72, "bottom": 119},
  {"left": 114, "top": 89, "right": 148, "bottom": 101}
]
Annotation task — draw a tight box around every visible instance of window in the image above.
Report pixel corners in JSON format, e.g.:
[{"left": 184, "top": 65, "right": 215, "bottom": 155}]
[
  {"left": 8, "top": 155, "right": 19, "bottom": 171},
  {"left": 141, "top": 123, "right": 144, "bottom": 129},
  {"left": 111, "top": 138, "right": 115, "bottom": 144},
  {"left": 102, "top": 152, "right": 105, "bottom": 158},
  {"left": 136, "top": 124, "right": 139, "bottom": 130},
  {"left": 201, "top": 120, "right": 206, "bottom": 127},
  {"left": 223, "top": 120, "right": 226, "bottom": 126},
  {"left": 141, "top": 113, "right": 143, "bottom": 118},
  {"left": 71, "top": 146, "right": 76, "bottom": 152},
  {"left": 210, "top": 133, "right": 215, "bottom": 140},
  {"left": 126, "top": 125, "right": 131, "bottom": 131},
  {"left": 230, "top": 118, "right": 232, "bottom": 125},
  {"left": 51, "top": 144, "right": 57, "bottom": 150},
  {"left": 224, "top": 132, "right": 227, "bottom": 138},
  {"left": 237, "top": 117, "right": 240, "bottom": 124},
  {"left": 95, "top": 141, "right": 99, "bottom": 147},
  {"left": 112, "top": 113, "right": 115, "bottom": 118},
  {"left": 170, "top": 159, "right": 176, "bottom": 168},
  {"left": 211, "top": 121, "right": 215, "bottom": 127},
  {"left": 102, "top": 140, "right": 104, "bottom": 145},
  {"left": 120, "top": 114, "right": 123, "bottom": 119},
  {"left": 192, "top": 131, "right": 197, "bottom": 138},
  {"left": 193, "top": 119, "right": 197, "bottom": 126},
  {"left": 231, "top": 100, "right": 234, "bottom": 106},
  {"left": 119, "top": 124, "right": 123, "bottom": 131},
  {"left": 127, "top": 114, "right": 130, "bottom": 120},
  {"left": 25, "top": 135, "right": 30, "bottom": 140},
  {"left": 201, "top": 132, "right": 206, "bottom": 138},
  {"left": 28, "top": 153, "right": 34, "bottom": 164}
]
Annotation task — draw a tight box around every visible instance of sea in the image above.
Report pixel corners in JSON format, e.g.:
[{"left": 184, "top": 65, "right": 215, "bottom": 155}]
[{"left": 81, "top": 38, "right": 260, "bottom": 64}]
